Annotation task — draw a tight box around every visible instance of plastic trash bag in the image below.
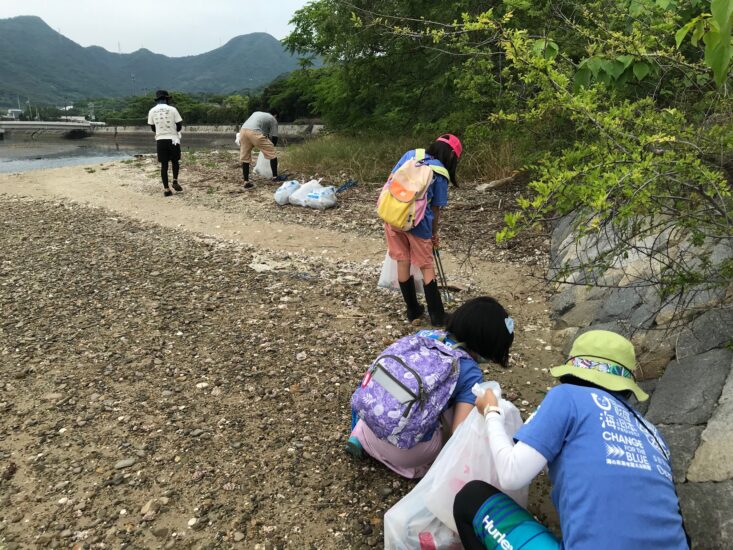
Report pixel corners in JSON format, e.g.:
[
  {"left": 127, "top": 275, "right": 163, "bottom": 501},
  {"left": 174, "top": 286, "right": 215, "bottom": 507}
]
[
  {"left": 378, "top": 252, "right": 424, "bottom": 293},
  {"left": 304, "top": 186, "right": 337, "bottom": 209},
  {"left": 274, "top": 180, "right": 300, "bottom": 206},
  {"left": 424, "top": 383, "right": 527, "bottom": 532},
  {"left": 253, "top": 151, "right": 272, "bottom": 177},
  {"left": 384, "top": 489, "right": 462, "bottom": 550},
  {"left": 234, "top": 132, "right": 241, "bottom": 146},
  {"left": 384, "top": 382, "right": 527, "bottom": 548},
  {"left": 289, "top": 179, "right": 323, "bottom": 207}
]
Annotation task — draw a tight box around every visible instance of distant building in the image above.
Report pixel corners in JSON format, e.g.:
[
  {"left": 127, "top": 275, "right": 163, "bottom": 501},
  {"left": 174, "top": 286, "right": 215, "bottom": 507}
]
[
  {"left": 6, "top": 109, "right": 23, "bottom": 120},
  {"left": 60, "top": 115, "right": 88, "bottom": 123}
]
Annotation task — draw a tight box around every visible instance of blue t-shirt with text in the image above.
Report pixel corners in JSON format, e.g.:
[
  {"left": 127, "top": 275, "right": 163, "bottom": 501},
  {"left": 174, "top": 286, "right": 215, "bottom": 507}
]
[
  {"left": 390, "top": 149, "right": 449, "bottom": 239},
  {"left": 515, "top": 384, "right": 687, "bottom": 550}
]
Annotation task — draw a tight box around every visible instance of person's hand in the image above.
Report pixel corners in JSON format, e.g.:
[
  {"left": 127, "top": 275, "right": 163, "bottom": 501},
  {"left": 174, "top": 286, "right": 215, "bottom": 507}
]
[
  {"left": 475, "top": 388, "right": 499, "bottom": 416},
  {"left": 431, "top": 233, "right": 440, "bottom": 250}
]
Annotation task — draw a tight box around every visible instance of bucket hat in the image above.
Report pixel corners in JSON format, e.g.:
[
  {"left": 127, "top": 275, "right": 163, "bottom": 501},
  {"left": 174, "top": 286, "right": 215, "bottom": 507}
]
[
  {"left": 550, "top": 330, "right": 648, "bottom": 401},
  {"left": 436, "top": 134, "right": 462, "bottom": 158},
  {"left": 155, "top": 90, "right": 171, "bottom": 101}
]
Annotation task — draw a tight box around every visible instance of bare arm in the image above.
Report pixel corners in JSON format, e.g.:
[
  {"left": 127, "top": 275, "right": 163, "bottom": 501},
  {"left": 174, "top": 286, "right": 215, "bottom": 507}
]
[
  {"left": 451, "top": 402, "right": 474, "bottom": 433},
  {"left": 432, "top": 205, "right": 441, "bottom": 236}
]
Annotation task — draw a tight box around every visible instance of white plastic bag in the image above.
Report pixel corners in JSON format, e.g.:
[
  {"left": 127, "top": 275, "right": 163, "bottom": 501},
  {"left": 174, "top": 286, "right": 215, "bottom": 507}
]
[
  {"left": 377, "top": 252, "right": 424, "bottom": 293},
  {"left": 234, "top": 132, "right": 241, "bottom": 146},
  {"left": 304, "top": 186, "right": 337, "bottom": 209},
  {"left": 424, "top": 388, "right": 527, "bottom": 532},
  {"left": 289, "top": 179, "right": 323, "bottom": 207},
  {"left": 384, "top": 488, "right": 462, "bottom": 550},
  {"left": 253, "top": 151, "right": 272, "bottom": 177},
  {"left": 384, "top": 382, "right": 527, "bottom": 547},
  {"left": 274, "top": 180, "right": 300, "bottom": 206}
]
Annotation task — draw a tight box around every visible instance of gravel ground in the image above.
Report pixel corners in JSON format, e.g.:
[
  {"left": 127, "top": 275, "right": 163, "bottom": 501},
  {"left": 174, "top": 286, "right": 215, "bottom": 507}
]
[{"left": 0, "top": 152, "right": 559, "bottom": 549}]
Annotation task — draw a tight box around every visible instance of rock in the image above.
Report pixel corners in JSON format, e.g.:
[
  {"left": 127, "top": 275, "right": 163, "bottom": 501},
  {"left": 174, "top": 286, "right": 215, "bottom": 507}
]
[
  {"left": 233, "top": 531, "right": 245, "bottom": 542},
  {"left": 657, "top": 424, "right": 704, "bottom": 482},
  {"left": 550, "top": 286, "right": 577, "bottom": 317},
  {"left": 646, "top": 349, "right": 732, "bottom": 425},
  {"left": 558, "top": 300, "right": 603, "bottom": 329},
  {"left": 41, "top": 393, "right": 63, "bottom": 401},
  {"left": 687, "top": 362, "right": 733, "bottom": 482},
  {"left": 595, "top": 287, "right": 643, "bottom": 323},
  {"left": 114, "top": 458, "right": 137, "bottom": 470},
  {"left": 678, "top": 481, "right": 733, "bottom": 549},
  {"left": 676, "top": 308, "right": 733, "bottom": 360},
  {"left": 60, "top": 529, "right": 72, "bottom": 538},
  {"left": 140, "top": 499, "right": 157, "bottom": 515},
  {"left": 152, "top": 527, "right": 169, "bottom": 539}
]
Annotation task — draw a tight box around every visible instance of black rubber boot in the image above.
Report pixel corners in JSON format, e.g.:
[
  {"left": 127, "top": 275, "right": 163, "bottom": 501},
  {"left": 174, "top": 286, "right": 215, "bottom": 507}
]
[
  {"left": 242, "top": 162, "right": 250, "bottom": 182},
  {"left": 424, "top": 279, "right": 446, "bottom": 326},
  {"left": 270, "top": 158, "right": 278, "bottom": 179},
  {"left": 399, "top": 277, "right": 425, "bottom": 322}
]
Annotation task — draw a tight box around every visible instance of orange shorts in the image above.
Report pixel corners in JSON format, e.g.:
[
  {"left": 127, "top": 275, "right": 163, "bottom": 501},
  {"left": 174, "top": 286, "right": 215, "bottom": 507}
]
[{"left": 384, "top": 223, "right": 434, "bottom": 269}]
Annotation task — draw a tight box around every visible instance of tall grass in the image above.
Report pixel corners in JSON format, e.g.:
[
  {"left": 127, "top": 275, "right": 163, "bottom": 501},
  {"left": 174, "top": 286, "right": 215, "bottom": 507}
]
[{"left": 283, "top": 133, "right": 524, "bottom": 184}]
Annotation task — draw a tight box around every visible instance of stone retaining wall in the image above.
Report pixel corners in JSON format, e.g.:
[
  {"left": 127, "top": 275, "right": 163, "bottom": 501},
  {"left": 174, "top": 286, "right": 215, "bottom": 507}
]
[
  {"left": 548, "top": 217, "right": 733, "bottom": 549},
  {"left": 92, "top": 124, "right": 324, "bottom": 138}
]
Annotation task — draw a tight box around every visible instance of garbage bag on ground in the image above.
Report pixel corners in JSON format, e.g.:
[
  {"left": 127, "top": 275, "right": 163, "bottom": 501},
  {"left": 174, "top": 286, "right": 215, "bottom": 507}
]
[
  {"left": 274, "top": 180, "right": 301, "bottom": 206},
  {"left": 304, "top": 185, "right": 337, "bottom": 209},
  {"left": 289, "top": 179, "right": 323, "bottom": 207},
  {"left": 383, "top": 488, "right": 462, "bottom": 550},
  {"left": 384, "top": 382, "right": 527, "bottom": 547},
  {"left": 377, "top": 252, "right": 424, "bottom": 293},
  {"left": 253, "top": 151, "right": 273, "bottom": 178}
]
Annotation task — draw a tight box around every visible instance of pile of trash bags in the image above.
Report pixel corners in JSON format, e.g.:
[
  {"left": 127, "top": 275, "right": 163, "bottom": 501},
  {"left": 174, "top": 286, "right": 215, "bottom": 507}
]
[{"left": 274, "top": 179, "right": 337, "bottom": 210}]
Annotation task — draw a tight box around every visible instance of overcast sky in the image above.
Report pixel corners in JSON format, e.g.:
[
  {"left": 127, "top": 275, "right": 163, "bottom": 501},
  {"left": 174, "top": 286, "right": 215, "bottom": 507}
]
[{"left": 0, "top": 0, "right": 311, "bottom": 57}]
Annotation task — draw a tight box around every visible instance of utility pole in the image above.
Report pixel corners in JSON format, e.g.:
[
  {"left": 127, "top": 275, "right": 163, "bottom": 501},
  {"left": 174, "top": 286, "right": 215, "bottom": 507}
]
[{"left": 131, "top": 74, "right": 136, "bottom": 97}]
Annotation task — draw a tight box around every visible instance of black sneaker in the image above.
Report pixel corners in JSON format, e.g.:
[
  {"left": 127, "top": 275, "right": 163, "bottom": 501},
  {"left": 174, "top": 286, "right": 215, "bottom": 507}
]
[
  {"left": 164, "top": 189, "right": 173, "bottom": 197},
  {"left": 243, "top": 182, "right": 255, "bottom": 190},
  {"left": 171, "top": 181, "right": 182, "bottom": 192}
]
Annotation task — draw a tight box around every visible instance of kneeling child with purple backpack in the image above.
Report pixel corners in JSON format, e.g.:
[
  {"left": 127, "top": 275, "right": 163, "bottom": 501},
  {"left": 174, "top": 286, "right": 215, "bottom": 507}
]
[{"left": 347, "top": 297, "right": 515, "bottom": 478}]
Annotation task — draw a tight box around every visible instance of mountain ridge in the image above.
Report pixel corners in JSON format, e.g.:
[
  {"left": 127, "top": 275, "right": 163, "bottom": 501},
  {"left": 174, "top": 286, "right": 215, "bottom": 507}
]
[{"left": 0, "top": 16, "right": 303, "bottom": 107}]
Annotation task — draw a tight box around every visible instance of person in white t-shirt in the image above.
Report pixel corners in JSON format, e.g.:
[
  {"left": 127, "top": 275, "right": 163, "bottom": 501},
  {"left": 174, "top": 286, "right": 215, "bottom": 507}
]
[{"left": 147, "top": 90, "right": 183, "bottom": 197}]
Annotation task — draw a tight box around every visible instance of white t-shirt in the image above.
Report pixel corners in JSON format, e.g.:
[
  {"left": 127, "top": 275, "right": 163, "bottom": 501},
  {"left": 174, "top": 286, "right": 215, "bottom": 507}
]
[{"left": 147, "top": 104, "right": 183, "bottom": 141}]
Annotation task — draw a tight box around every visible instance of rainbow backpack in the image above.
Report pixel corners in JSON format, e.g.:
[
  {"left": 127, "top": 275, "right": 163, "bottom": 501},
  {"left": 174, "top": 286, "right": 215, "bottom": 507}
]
[{"left": 377, "top": 149, "right": 450, "bottom": 231}]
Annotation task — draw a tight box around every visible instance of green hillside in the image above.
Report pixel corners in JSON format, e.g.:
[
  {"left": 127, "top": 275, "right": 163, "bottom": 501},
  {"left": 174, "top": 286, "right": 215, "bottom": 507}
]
[{"left": 0, "top": 16, "right": 303, "bottom": 107}]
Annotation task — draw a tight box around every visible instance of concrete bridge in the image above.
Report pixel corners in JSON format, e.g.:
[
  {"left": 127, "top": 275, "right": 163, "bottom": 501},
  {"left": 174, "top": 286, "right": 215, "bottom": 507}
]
[{"left": 0, "top": 120, "right": 104, "bottom": 139}]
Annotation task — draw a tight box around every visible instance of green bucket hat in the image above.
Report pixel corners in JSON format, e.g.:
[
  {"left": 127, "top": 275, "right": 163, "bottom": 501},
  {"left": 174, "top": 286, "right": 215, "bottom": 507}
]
[{"left": 550, "top": 330, "right": 648, "bottom": 402}]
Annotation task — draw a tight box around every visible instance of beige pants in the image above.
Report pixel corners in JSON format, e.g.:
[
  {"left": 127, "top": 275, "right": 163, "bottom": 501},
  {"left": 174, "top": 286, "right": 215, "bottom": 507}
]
[{"left": 238, "top": 128, "right": 277, "bottom": 163}]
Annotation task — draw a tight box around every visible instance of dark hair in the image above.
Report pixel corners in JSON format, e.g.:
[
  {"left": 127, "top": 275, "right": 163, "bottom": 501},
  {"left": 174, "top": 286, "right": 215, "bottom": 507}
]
[
  {"left": 426, "top": 140, "right": 459, "bottom": 187},
  {"left": 559, "top": 375, "right": 634, "bottom": 401},
  {"left": 446, "top": 296, "right": 514, "bottom": 367},
  {"left": 269, "top": 108, "right": 280, "bottom": 118}
]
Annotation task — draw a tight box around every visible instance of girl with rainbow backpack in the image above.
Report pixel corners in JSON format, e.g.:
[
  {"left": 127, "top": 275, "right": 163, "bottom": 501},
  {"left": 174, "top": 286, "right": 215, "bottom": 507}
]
[{"left": 378, "top": 134, "right": 462, "bottom": 326}]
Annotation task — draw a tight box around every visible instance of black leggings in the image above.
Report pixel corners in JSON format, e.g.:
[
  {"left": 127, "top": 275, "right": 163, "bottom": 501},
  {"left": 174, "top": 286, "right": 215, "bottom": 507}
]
[
  {"left": 454, "top": 481, "right": 560, "bottom": 549},
  {"left": 160, "top": 160, "right": 179, "bottom": 187}
]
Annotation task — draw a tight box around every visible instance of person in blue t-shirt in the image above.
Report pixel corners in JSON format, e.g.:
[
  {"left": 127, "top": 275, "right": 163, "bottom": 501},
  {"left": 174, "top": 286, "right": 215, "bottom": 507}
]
[
  {"left": 384, "top": 134, "right": 462, "bottom": 326},
  {"left": 346, "top": 297, "right": 514, "bottom": 478},
  {"left": 454, "top": 330, "right": 689, "bottom": 550}
]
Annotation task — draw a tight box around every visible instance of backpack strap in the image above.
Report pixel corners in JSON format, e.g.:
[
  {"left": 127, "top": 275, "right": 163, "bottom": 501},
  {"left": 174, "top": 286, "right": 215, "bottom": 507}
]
[
  {"left": 420, "top": 329, "right": 467, "bottom": 353},
  {"left": 414, "top": 148, "right": 450, "bottom": 180}
]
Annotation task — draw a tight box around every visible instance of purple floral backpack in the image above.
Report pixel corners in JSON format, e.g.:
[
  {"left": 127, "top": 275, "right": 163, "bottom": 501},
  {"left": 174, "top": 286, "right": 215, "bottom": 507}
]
[{"left": 351, "top": 330, "right": 470, "bottom": 449}]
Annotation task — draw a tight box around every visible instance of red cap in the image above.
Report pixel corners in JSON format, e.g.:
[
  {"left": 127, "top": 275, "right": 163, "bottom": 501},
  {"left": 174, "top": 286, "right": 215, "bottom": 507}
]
[{"left": 436, "top": 134, "right": 462, "bottom": 158}]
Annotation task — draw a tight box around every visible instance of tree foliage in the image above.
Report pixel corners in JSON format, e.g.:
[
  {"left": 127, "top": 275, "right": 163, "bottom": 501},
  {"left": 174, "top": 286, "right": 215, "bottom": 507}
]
[{"left": 286, "top": 0, "right": 733, "bottom": 311}]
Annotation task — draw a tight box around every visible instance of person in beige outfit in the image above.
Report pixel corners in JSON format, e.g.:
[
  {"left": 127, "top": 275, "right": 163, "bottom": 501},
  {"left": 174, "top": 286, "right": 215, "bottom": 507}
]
[{"left": 238, "top": 109, "right": 280, "bottom": 189}]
